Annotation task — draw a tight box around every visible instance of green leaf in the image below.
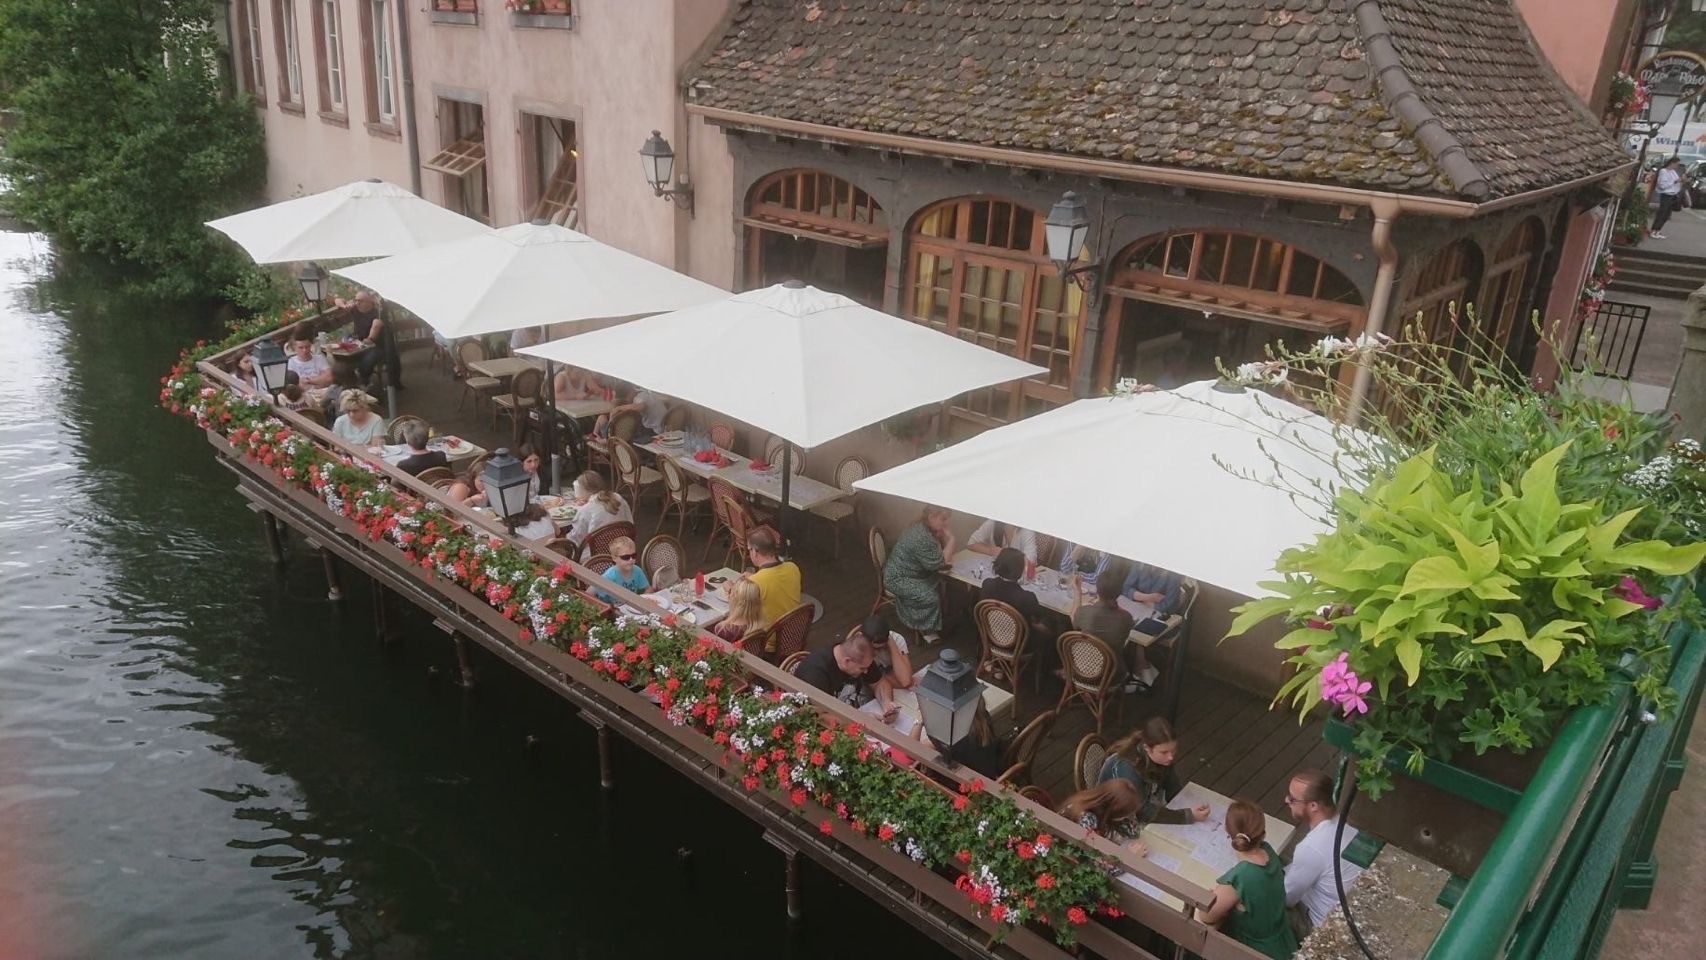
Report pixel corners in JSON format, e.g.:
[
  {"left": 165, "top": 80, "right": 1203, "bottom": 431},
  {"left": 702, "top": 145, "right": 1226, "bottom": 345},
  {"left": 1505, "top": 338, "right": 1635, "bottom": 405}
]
[
  {"left": 1445, "top": 524, "right": 1500, "bottom": 579},
  {"left": 1345, "top": 544, "right": 1411, "bottom": 572},
  {"left": 1522, "top": 636, "right": 1564, "bottom": 670},
  {"left": 1472, "top": 612, "right": 1528, "bottom": 645},
  {"left": 1224, "top": 595, "right": 1296, "bottom": 638},
  {"left": 1516, "top": 441, "right": 1570, "bottom": 537},
  {"left": 1585, "top": 507, "right": 1643, "bottom": 558},
  {"left": 1604, "top": 539, "right": 1706, "bottom": 576},
  {"left": 1469, "top": 574, "right": 1520, "bottom": 601},
  {"left": 1602, "top": 596, "right": 1646, "bottom": 619},
  {"left": 1399, "top": 556, "right": 1473, "bottom": 596},
  {"left": 1276, "top": 627, "right": 1331, "bottom": 650},
  {"left": 1394, "top": 637, "right": 1424, "bottom": 685}
]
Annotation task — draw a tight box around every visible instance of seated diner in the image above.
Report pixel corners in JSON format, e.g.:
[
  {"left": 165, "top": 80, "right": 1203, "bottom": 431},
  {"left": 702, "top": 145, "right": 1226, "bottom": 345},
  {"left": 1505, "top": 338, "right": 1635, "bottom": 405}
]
[
  {"left": 860, "top": 614, "right": 914, "bottom": 690},
  {"left": 287, "top": 331, "right": 333, "bottom": 389},
  {"left": 795, "top": 631, "right": 897, "bottom": 720},
  {"left": 712, "top": 580, "right": 764, "bottom": 645},
  {"left": 883, "top": 505, "right": 954, "bottom": 645},
  {"left": 595, "top": 536, "right": 648, "bottom": 603},
  {"left": 979, "top": 546, "right": 1044, "bottom": 625},
  {"left": 966, "top": 519, "right": 1038, "bottom": 563},
  {"left": 564, "top": 471, "right": 631, "bottom": 547},
  {"left": 741, "top": 528, "right": 800, "bottom": 626},
  {"left": 1057, "top": 780, "right": 1145, "bottom": 847},
  {"left": 331, "top": 392, "right": 385, "bottom": 447},
  {"left": 395, "top": 423, "right": 448, "bottom": 476},
  {"left": 447, "top": 461, "right": 488, "bottom": 507},
  {"left": 1096, "top": 717, "right": 1209, "bottom": 825},
  {"left": 1195, "top": 799, "right": 1299, "bottom": 960},
  {"left": 1072, "top": 567, "right": 1159, "bottom": 689}
]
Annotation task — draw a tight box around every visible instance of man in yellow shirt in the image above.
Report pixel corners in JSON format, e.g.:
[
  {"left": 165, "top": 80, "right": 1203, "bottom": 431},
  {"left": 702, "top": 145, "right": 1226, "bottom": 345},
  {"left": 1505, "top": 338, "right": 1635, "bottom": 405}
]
[{"left": 743, "top": 528, "right": 801, "bottom": 625}]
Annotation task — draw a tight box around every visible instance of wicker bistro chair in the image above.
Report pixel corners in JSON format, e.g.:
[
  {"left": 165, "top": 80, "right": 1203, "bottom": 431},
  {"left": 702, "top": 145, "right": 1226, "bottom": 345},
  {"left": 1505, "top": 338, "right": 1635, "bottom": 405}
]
[
  {"left": 779, "top": 650, "right": 809, "bottom": 675},
  {"left": 808, "top": 455, "right": 868, "bottom": 558},
  {"left": 610, "top": 437, "right": 663, "bottom": 513},
  {"left": 1056, "top": 631, "right": 1124, "bottom": 734},
  {"left": 456, "top": 341, "right": 503, "bottom": 414},
  {"left": 659, "top": 404, "right": 691, "bottom": 433},
  {"left": 640, "top": 534, "right": 686, "bottom": 590},
  {"left": 740, "top": 624, "right": 776, "bottom": 660},
  {"left": 717, "top": 493, "right": 757, "bottom": 571},
  {"left": 588, "top": 409, "right": 640, "bottom": 485},
  {"left": 700, "top": 476, "right": 740, "bottom": 565},
  {"left": 997, "top": 762, "right": 1029, "bottom": 788},
  {"left": 415, "top": 465, "right": 456, "bottom": 486},
  {"left": 493, "top": 366, "right": 543, "bottom": 434},
  {"left": 1034, "top": 534, "right": 1061, "bottom": 571},
  {"left": 582, "top": 519, "right": 638, "bottom": 564},
  {"left": 385, "top": 414, "right": 427, "bottom": 445},
  {"left": 656, "top": 455, "right": 712, "bottom": 537},
  {"left": 768, "top": 603, "right": 814, "bottom": 663},
  {"left": 1017, "top": 784, "right": 1056, "bottom": 810},
  {"left": 708, "top": 421, "right": 737, "bottom": 453},
  {"left": 973, "top": 599, "right": 1035, "bottom": 694},
  {"left": 583, "top": 553, "right": 616, "bottom": 580},
  {"left": 1001, "top": 709, "right": 1058, "bottom": 775},
  {"left": 762, "top": 435, "right": 807, "bottom": 474},
  {"left": 868, "top": 526, "right": 895, "bottom": 615},
  {"left": 1072, "top": 732, "right": 1111, "bottom": 794}
]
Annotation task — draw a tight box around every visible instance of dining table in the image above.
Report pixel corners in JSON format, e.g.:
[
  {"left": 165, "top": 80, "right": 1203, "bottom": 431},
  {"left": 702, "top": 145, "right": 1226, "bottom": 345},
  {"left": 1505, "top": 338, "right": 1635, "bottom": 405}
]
[
  {"left": 377, "top": 435, "right": 486, "bottom": 468},
  {"left": 625, "top": 566, "right": 739, "bottom": 628},
  {"left": 1116, "top": 781, "right": 1298, "bottom": 910},
  {"left": 555, "top": 397, "right": 614, "bottom": 420},
  {"left": 466, "top": 356, "right": 545, "bottom": 380},
  {"left": 947, "top": 550, "right": 1160, "bottom": 647},
  {"left": 639, "top": 438, "right": 850, "bottom": 512},
  {"left": 887, "top": 661, "right": 1016, "bottom": 722}
]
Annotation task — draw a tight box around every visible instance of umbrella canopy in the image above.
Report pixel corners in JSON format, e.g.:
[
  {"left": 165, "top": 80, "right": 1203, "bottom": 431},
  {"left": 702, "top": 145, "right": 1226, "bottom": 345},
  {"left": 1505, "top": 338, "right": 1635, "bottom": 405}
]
[
  {"left": 854, "top": 380, "right": 1370, "bottom": 599},
  {"left": 206, "top": 178, "right": 489, "bottom": 263},
  {"left": 519, "top": 282, "right": 1047, "bottom": 448},
  {"left": 331, "top": 221, "right": 727, "bottom": 339}
]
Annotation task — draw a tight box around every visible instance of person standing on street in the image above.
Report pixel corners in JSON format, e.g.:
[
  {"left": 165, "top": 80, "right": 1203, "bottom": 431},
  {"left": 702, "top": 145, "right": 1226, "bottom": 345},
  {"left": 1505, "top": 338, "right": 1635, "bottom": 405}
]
[{"left": 1651, "top": 158, "right": 1686, "bottom": 239}]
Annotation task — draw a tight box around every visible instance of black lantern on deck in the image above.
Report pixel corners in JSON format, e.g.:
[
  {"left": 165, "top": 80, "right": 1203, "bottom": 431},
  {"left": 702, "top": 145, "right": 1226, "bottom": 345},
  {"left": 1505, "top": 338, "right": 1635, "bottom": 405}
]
[
  {"left": 483, "top": 447, "right": 533, "bottom": 534},
  {"left": 297, "top": 262, "right": 330, "bottom": 314},
  {"left": 253, "top": 338, "right": 290, "bottom": 394},
  {"left": 915, "top": 648, "right": 985, "bottom": 758}
]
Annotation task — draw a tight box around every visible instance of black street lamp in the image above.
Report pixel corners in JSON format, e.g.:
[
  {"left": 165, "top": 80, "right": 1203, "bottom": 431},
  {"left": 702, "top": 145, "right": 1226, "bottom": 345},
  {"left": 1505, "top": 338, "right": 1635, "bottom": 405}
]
[
  {"left": 914, "top": 649, "right": 985, "bottom": 760},
  {"left": 483, "top": 447, "right": 533, "bottom": 535},
  {"left": 297, "top": 261, "right": 330, "bottom": 316},
  {"left": 639, "top": 130, "right": 694, "bottom": 212},
  {"left": 1043, "top": 190, "right": 1101, "bottom": 291},
  {"left": 253, "top": 338, "right": 290, "bottom": 394}
]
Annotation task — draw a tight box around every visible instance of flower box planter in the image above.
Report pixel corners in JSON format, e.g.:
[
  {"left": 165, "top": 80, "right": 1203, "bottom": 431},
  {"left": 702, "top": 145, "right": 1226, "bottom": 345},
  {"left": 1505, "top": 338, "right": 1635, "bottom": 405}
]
[
  {"left": 510, "top": 10, "right": 574, "bottom": 29},
  {"left": 430, "top": 0, "right": 477, "bottom": 24}
]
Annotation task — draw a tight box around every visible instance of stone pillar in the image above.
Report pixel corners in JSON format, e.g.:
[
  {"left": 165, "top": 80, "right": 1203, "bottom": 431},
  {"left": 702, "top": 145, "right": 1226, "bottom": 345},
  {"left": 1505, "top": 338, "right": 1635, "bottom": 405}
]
[{"left": 1669, "top": 284, "right": 1706, "bottom": 440}]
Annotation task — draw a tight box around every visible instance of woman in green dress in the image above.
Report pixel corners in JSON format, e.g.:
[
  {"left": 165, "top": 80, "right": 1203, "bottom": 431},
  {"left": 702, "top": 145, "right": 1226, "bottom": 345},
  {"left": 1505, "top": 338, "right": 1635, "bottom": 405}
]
[
  {"left": 1195, "top": 798, "right": 1299, "bottom": 959},
  {"left": 882, "top": 506, "right": 955, "bottom": 644}
]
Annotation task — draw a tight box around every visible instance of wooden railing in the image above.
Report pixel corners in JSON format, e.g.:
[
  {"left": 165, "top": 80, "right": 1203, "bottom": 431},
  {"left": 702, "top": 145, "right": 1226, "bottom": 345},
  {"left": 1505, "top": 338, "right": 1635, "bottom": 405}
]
[{"left": 194, "top": 331, "right": 1269, "bottom": 960}]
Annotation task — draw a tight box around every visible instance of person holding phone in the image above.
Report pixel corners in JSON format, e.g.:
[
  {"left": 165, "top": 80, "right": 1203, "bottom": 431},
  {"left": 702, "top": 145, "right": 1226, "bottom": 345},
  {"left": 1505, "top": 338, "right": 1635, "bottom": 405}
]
[{"left": 794, "top": 631, "right": 897, "bottom": 721}]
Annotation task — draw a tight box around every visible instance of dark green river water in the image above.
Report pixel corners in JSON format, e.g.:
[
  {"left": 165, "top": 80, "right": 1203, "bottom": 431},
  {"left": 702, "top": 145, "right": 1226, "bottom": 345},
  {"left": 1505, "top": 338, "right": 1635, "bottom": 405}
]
[{"left": 0, "top": 229, "right": 938, "bottom": 958}]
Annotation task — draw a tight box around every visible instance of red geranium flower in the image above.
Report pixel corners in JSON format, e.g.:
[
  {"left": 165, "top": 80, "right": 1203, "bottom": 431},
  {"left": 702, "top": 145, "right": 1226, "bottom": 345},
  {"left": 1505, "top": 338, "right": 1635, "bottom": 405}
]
[
  {"left": 789, "top": 788, "right": 807, "bottom": 806},
  {"left": 1066, "top": 906, "right": 1088, "bottom": 925},
  {"left": 1036, "top": 873, "right": 1055, "bottom": 889},
  {"left": 877, "top": 824, "right": 896, "bottom": 841},
  {"left": 819, "top": 820, "right": 832, "bottom": 836}
]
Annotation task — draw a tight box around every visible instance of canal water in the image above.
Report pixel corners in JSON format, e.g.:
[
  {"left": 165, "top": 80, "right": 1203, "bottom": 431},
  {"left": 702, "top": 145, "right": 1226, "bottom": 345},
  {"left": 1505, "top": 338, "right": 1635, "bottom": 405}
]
[{"left": 0, "top": 228, "right": 937, "bottom": 958}]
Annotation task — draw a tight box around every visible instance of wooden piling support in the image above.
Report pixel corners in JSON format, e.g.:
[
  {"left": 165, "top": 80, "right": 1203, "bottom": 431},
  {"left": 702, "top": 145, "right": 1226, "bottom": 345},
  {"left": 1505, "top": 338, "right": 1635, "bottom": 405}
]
[
  {"left": 580, "top": 712, "right": 615, "bottom": 789},
  {"left": 763, "top": 832, "right": 803, "bottom": 920},
  {"left": 371, "top": 580, "right": 393, "bottom": 643},
  {"left": 319, "top": 547, "right": 343, "bottom": 601},
  {"left": 260, "top": 511, "right": 284, "bottom": 563},
  {"left": 453, "top": 634, "right": 476, "bottom": 687}
]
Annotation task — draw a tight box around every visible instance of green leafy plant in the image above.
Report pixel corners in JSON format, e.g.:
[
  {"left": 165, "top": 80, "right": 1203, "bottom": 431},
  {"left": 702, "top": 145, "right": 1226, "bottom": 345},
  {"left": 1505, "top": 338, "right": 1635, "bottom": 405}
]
[{"left": 1230, "top": 442, "right": 1706, "bottom": 797}]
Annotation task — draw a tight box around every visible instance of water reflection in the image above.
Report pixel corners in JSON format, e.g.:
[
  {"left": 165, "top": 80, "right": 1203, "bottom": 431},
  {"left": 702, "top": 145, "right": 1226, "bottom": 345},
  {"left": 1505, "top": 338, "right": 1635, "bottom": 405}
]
[{"left": 0, "top": 230, "right": 937, "bottom": 958}]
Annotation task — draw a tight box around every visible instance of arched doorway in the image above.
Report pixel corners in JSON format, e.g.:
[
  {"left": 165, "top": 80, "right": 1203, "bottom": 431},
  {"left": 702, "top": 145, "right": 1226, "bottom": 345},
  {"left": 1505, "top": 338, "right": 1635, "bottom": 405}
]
[
  {"left": 1096, "top": 230, "right": 1367, "bottom": 389},
  {"left": 744, "top": 169, "right": 888, "bottom": 307},
  {"left": 1476, "top": 219, "right": 1545, "bottom": 363},
  {"left": 904, "top": 196, "right": 1084, "bottom": 427}
]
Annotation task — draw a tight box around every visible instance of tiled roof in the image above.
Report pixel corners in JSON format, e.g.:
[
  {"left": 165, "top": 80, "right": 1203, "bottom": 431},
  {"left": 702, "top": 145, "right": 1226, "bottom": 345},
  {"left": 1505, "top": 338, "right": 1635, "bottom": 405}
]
[{"left": 690, "top": 0, "right": 1630, "bottom": 201}]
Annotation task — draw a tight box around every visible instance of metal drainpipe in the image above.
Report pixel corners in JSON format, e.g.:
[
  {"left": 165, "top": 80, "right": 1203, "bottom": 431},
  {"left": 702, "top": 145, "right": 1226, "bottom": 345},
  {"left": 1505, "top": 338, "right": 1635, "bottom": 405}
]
[
  {"left": 1346, "top": 198, "right": 1401, "bottom": 425},
  {"left": 395, "top": 0, "right": 423, "bottom": 196}
]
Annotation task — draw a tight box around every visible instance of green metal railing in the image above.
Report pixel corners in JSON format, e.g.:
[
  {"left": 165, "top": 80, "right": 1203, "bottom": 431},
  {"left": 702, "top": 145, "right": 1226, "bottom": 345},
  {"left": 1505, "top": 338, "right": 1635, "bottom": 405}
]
[{"left": 1422, "top": 582, "right": 1706, "bottom": 960}]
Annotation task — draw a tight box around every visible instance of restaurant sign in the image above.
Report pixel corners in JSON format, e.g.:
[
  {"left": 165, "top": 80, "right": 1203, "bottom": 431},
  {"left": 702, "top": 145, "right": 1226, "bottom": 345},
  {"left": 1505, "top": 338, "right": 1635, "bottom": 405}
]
[{"left": 1640, "top": 50, "right": 1706, "bottom": 104}]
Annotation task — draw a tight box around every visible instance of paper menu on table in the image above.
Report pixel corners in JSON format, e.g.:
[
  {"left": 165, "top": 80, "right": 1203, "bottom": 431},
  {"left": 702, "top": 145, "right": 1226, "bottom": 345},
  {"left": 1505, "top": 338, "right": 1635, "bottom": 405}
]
[
  {"left": 858, "top": 698, "right": 919, "bottom": 736},
  {"left": 1160, "top": 783, "right": 1242, "bottom": 873}
]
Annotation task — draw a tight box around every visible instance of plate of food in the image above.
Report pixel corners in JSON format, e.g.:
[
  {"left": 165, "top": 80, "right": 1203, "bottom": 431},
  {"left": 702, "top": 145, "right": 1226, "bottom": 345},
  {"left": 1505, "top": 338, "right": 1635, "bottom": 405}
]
[
  {"left": 432, "top": 436, "right": 467, "bottom": 453},
  {"left": 548, "top": 503, "right": 578, "bottom": 521},
  {"left": 654, "top": 431, "right": 685, "bottom": 447},
  {"left": 535, "top": 494, "right": 565, "bottom": 510}
]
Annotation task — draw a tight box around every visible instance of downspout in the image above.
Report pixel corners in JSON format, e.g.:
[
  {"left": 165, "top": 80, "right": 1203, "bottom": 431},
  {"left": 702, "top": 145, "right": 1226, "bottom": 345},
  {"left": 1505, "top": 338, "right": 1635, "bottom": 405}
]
[
  {"left": 1347, "top": 198, "right": 1400, "bottom": 424},
  {"left": 395, "top": 0, "right": 422, "bottom": 196}
]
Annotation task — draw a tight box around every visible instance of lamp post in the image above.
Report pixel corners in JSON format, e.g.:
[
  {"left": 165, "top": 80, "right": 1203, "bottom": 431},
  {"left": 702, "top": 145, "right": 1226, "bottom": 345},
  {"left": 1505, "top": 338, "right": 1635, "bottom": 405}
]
[
  {"left": 639, "top": 130, "right": 694, "bottom": 213},
  {"left": 1043, "top": 190, "right": 1102, "bottom": 296},
  {"left": 914, "top": 649, "right": 985, "bottom": 761},
  {"left": 297, "top": 262, "right": 330, "bottom": 317},
  {"left": 483, "top": 447, "right": 533, "bottom": 536},
  {"left": 253, "top": 338, "right": 290, "bottom": 395}
]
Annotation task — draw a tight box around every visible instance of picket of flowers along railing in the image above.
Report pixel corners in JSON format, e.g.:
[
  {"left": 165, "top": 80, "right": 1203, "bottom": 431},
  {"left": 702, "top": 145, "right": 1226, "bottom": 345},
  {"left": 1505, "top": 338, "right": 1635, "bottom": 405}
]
[{"left": 159, "top": 310, "right": 1187, "bottom": 950}]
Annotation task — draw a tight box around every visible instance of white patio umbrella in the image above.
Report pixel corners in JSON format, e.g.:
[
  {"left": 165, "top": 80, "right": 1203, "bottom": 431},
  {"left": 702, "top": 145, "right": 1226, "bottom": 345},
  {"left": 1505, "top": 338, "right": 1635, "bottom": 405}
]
[
  {"left": 521, "top": 281, "right": 1047, "bottom": 540},
  {"left": 329, "top": 219, "right": 725, "bottom": 339},
  {"left": 205, "top": 178, "right": 489, "bottom": 263},
  {"left": 854, "top": 380, "right": 1370, "bottom": 599}
]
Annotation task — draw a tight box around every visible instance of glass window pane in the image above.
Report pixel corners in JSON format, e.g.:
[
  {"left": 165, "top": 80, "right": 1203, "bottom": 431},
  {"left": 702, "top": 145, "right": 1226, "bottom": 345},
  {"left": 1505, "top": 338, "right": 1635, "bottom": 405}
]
[
  {"left": 1165, "top": 234, "right": 1193, "bottom": 278},
  {"left": 1252, "top": 239, "right": 1284, "bottom": 290},
  {"left": 990, "top": 202, "right": 1012, "bottom": 250},
  {"left": 1197, "top": 233, "right": 1229, "bottom": 283},
  {"left": 1317, "top": 265, "right": 1362, "bottom": 305},
  {"left": 1286, "top": 251, "right": 1322, "bottom": 298},
  {"left": 969, "top": 201, "right": 990, "bottom": 246},
  {"left": 1012, "top": 207, "right": 1035, "bottom": 252},
  {"left": 1136, "top": 241, "right": 1166, "bottom": 272},
  {"left": 1226, "top": 235, "right": 1257, "bottom": 286}
]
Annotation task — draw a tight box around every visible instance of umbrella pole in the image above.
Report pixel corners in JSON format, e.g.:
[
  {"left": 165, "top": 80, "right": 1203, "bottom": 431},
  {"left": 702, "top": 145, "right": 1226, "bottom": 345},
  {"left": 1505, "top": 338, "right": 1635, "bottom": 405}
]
[
  {"left": 543, "top": 360, "right": 562, "bottom": 495},
  {"left": 779, "top": 445, "right": 793, "bottom": 557}
]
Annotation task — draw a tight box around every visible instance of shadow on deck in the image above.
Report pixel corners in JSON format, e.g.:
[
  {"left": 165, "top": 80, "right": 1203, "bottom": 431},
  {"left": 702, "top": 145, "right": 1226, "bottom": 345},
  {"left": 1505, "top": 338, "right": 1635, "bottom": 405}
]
[{"left": 384, "top": 342, "right": 1335, "bottom": 824}]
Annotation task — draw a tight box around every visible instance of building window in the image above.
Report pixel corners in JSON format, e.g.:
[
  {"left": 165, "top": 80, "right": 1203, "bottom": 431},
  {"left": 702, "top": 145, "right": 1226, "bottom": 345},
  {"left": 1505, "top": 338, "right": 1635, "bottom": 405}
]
[
  {"left": 313, "top": 0, "right": 346, "bottom": 114},
  {"left": 904, "top": 197, "right": 1076, "bottom": 426},
  {"left": 273, "top": 1, "right": 304, "bottom": 107},
  {"left": 361, "top": 0, "right": 397, "bottom": 126},
  {"left": 744, "top": 169, "right": 887, "bottom": 307},
  {"left": 523, "top": 114, "right": 579, "bottom": 226},
  {"left": 236, "top": 0, "right": 266, "bottom": 101},
  {"left": 1398, "top": 239, "right": 1482, "bottom": 346},
  {"left": 425, "top": 99, "right": 488, "bottom": 223},
  {"left": 1097, "top": 231, "right": 1367, "bottom": 391},
  {"left": 1477, "top": 219, "right": 1545, "bottom": 363}
]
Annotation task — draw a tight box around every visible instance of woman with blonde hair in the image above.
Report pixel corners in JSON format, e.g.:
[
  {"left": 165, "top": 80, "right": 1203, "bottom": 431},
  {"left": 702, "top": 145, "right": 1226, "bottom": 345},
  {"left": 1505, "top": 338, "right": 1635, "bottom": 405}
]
[
  {"left": 1057, "top": 779, "right": 1144, "bottom": 844},
  {"left": 1196, "top": 799, "right": 1298, "bottom": 959},
  {"left": 713, "top": 579, "right": 764, "bottom": 645},
  {"left": 331, "top": 390, "right": 384, "bottom": 447},
  {"left": 564, "top": 470, "right": 632, "bottom": 547},
  {"left": 882, "top": 505, "right": 955, "bottom": 644}
]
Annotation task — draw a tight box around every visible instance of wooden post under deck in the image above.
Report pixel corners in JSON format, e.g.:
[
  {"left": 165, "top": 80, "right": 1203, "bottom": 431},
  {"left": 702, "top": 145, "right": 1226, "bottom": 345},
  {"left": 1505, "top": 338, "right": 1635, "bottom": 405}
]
[
  {"left": 371, "top": 580, "right": 393, "bottom": 643},
  {"left": 453, "top": 634, "right": 476, "bottom": 687},
  {"left": 261, "top": 511, "right": 285, "bottom": 563},
  {"left": 581, "top": 712, "right": 615, "bottom": 790},
  {"left": 316, "top": 544, "right": 344, "bottom": 601},
  {"left": 764, "top": 831, "right": 803, "bottom": 920}
]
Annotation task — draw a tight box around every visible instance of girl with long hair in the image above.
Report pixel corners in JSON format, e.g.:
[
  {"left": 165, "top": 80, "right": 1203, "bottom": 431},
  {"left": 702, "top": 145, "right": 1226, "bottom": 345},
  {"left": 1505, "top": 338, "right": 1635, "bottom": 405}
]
[{"left": 1098, "top": 717, "right": 1210, "bottom": 825}]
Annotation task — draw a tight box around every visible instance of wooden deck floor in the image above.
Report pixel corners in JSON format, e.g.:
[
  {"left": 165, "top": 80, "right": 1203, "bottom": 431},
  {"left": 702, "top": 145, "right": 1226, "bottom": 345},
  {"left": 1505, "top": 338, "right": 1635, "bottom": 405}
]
[{"left": 380, "top": 343, "right": 1337, "bottom": 825}]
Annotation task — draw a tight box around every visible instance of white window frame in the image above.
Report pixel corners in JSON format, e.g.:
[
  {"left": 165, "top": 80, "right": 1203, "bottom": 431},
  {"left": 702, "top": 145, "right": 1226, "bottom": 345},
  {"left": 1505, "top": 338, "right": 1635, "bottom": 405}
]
[
  {"left": 323, "top": 0, "right": 345, "bottom": 111},
  {"left": 371, "top": 0, "right": 396, "bottom": 124},
  {"left": 281, "top": 1, "right": 303, "bottom": 103}
]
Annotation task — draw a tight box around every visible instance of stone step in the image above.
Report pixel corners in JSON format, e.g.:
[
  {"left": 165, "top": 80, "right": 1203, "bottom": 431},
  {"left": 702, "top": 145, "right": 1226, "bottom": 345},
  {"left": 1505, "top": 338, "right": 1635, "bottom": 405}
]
[{"left": 1608, "top": 279, "right": 1697, "bottom": 300}]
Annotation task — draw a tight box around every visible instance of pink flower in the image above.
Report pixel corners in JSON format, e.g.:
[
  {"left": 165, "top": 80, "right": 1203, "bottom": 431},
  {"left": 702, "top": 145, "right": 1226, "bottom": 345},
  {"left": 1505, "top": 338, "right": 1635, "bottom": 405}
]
[
  {"left": 1320, "top": 653, "right": 1371, "bottom": 716},
  {"left": 1614, "top": 576, "right": 1662, "bottom": 611}
]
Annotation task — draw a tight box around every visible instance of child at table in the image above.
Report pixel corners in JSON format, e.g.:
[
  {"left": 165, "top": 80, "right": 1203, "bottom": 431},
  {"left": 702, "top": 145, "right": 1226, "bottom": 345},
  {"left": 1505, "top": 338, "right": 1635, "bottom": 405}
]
[
  {"left": 514, "top": 504, "right": 556, "bottom": 541},
  {"left": 1057, "top": 780, "right": 1146, "bottom": 850},
  {"left": 595, "top": 536, "right": 648, "bottom": 604},
  {"left": 1097, "top": 717, "right": 1210, "bottom": 826},
  {"left": 1195, "top": 799, "right": 1299, "bottom": 960},
  {"left": 713, "top": 580, "right": 763, "bottom": 646}
]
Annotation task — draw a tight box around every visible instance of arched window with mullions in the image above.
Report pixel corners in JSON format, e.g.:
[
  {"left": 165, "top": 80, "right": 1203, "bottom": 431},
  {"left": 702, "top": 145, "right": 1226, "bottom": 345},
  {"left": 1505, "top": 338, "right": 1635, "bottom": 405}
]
[
  {"left": 905, "top": 197, "right": 1085, "bottom": 426},
  {"left": 1476, "top": 219, "right": 1545, "bottom": 363},
  {"left": 1397, "top": 239, "right": 1483, "bottom": 346},
  {"left": 744, "top": 169, "right": 888, "bottom": 307}
]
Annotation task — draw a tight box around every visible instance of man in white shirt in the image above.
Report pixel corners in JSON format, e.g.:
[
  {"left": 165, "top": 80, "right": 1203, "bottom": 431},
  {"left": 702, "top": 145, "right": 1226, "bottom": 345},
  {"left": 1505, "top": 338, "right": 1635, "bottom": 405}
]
[
  {"left": 286, "top": 335, "right": 333, "bottom": 388},
  {"left": 1283, "top": 769, "right": 1364, "bottom": 930},
  {"left": 1651, "top": 158, "right": 1686, "bottom": 239}
]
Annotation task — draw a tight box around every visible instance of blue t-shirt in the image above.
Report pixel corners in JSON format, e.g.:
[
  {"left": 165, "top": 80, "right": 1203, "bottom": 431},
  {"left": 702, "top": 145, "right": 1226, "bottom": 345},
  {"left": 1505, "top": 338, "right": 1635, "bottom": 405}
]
[{"left": 597, "top": 565, "right": 649, "bottom": 603}]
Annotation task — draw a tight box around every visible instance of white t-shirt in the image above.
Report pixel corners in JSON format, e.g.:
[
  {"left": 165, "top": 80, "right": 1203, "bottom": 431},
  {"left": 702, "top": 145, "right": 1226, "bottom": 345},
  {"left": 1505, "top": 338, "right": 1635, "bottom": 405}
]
[
  {"left": 288, "top": 352, "right": 331, "bottom": 384},
  {"left": 635, "top": 390, "right": 669, "bottom": 433},
  {"left": 566, "top": 494, "right": 633, "bottom": 546},
  {"left": 968, "top": 519, "right": 1038, "bottom": 562},
  {"left": 1657, "top": 167, "right": 1683, "bottom": 196},
  {"left": 516, "top": 516, "right": 557, "bottom": 540},
  {"left": 1285, "top": 817, "right": 1364, "bottom": 927}
]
